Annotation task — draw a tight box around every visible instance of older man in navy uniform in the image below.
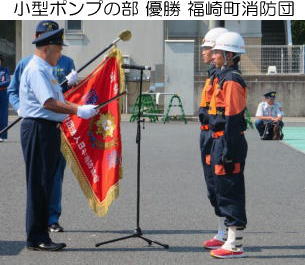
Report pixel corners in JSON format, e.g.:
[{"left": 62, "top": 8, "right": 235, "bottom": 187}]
[
  {"left": 8, "top": 20, "right": 77, "bottom": 233},
  {"left": 19, "top": 26, "right": 97, "bottom": 251}
]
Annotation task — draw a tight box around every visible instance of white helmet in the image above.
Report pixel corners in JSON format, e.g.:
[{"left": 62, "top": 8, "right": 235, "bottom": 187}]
[
  {"left": 201, "top": 27, "right": 229, "bottom": 48},
  {"left": 213, "top": 32, "right": 246, "bottom": 54}
]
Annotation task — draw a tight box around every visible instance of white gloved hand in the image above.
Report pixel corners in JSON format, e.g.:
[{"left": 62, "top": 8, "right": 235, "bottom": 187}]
[
  {"left": 77, "top": 105, "right": 98, "bottom": 119},
  {"left": 66, "top": 69, "right": 78, "bottom": 86},
  {"left": 17, "top": 108, "right": 21, "bottom": 116}
]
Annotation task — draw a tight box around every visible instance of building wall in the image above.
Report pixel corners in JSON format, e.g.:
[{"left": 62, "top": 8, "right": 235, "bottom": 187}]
[
  {"left": 21, "top": 20, "right": 164, "bottom": 77},
  {"left": 246, "top": 76, "right": 305, "bottom": 117},
  {"left": 165, "top": 40, "right": 195, "bottom": 115},
  {"left": 166, "top": 21, "right": 209, "bottom": 39},
  {"left": 195, "top": 75, "right": 305, "bottom": 117},
  {"left": 226, "top": 20, "right": 262, "bottom": 38},
  {"left": 0, "top": 21, "right": 16, "bottom": 73}
]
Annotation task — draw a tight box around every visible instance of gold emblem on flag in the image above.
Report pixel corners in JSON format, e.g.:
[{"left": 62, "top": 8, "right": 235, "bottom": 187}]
[
  {"left": 96, "top": 113, "right": 115, "bottom": 139},
  {"left": 88, "top": 112, "right": 118, "bottom": 150}
]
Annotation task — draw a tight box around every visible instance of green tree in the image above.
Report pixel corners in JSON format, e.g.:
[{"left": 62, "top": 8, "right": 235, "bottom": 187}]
[{"left": 292, "top": 21, "right": 305, "bottom": 45}]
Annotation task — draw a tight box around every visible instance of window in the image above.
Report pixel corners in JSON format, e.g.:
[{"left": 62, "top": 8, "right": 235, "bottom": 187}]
[{"left": 66, "top": 20, "right": 82, "bottom": 32}]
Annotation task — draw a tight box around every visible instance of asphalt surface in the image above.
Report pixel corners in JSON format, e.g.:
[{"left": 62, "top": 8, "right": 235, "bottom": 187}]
[{"left": 1, "top": 120, "right": 305, "bottom": 265}]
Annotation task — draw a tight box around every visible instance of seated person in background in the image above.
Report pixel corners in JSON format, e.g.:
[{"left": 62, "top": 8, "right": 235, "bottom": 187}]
[{"left": 255, "top": 91, "right": 284, "bottom": 140}]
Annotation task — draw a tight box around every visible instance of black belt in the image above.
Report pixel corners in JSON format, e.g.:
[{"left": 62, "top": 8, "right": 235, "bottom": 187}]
[
  {"left": 23, "top": 117, "right": 62, "bottom": 127},
  {"left": 216, "top": 107, "right": 225, "bottom": 115},
  {"left": 208, "top": 107, "right": 225, "bottom": 115}
]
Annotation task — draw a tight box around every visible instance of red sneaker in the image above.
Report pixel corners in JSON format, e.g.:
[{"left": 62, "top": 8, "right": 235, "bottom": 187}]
[
  {"left": 210, "top": 248, "right": 245, "bottom": 259},
  {"left": 202, "top": 238, "right": 225, "bottom": 250}
]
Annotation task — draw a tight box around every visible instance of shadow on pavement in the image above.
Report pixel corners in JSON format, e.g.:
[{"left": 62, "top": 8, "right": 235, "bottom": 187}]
[
  {"left": 248, "top": 245, "right": 305, "bottom": 251},
  {"left": 0, "top": 241, "right": 25, "bottom": 256},
  {"left": 64, "top": 246, "right": 204, "bottom": 252},
  {"left": 64, "top": 245, "right": 305, "bottom": 259},
  {"left": 64, "top": 229, "right": 216, "bottom": 235},
  {"left": 248, "top": 254, "right": 305, "bottom": 259},
  {"left": 246, "top": 245, "right": 305, "bottom": 259}
]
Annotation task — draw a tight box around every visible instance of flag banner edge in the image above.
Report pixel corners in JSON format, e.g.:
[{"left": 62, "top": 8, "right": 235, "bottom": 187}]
[{"left": 61, "top": 132, "right": 121, "bottom": 217}]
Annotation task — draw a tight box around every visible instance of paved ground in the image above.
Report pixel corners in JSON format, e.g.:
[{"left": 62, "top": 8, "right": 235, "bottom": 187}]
[
  {"left": 283, "top": 127, "right": 305, "bottom": 154},
  {"left": 1, "top": 119, "right": 305, "bottom": 265}
]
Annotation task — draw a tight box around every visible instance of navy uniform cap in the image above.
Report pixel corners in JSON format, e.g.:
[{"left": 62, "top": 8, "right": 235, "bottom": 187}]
[
  {"left": 264, "top": 91, "right": 276, "bottom": 98},
  {"left": 36, "top": 20, "right": 59, "bottom": 33},
  {"left": 32, "top": 28, "right": 67, "bottom": 47}
]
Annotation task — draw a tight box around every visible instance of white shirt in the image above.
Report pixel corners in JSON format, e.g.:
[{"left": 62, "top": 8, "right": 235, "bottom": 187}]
[{"left": 255, "top": 101, "right": 284, "bottom": 118}]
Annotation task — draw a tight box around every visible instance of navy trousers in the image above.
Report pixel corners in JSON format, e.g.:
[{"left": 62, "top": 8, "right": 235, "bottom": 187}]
[
  {"left": 48, "top": 153, "right": 66, "bottom": 226},
  {"left": 20, "top": 118, "right": 61, "bottom": 246},
  {"left": 0, "top": 89, "right": 8, "bottom": 139},
  {"left": 255, "top": 119, "right": 284, "bottom": 137},
  {"left": 200, "top": 129, "right": 221, "bottom": 216},
  {"left": 211, "top": 134, "right": 248, "bottom": 228}
]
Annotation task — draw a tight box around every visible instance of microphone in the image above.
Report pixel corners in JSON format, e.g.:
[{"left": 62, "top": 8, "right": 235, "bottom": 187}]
[{"left": 122, "top": 64, "right": 151, "bottom": 71}]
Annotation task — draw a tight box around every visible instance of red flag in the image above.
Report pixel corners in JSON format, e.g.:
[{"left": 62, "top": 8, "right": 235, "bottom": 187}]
[{"left": 61, "top": 48, "right": 124, "bottom": 216}]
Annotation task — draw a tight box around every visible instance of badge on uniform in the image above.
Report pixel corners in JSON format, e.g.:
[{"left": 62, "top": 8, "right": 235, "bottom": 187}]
[{"left": 51, "top": 79, "right": 58, "bottom": 85}]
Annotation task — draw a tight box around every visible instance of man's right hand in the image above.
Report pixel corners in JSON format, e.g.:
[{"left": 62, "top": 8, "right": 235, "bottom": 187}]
[{"left": 77, "top": 105, "right": 98, "bottom": 119}]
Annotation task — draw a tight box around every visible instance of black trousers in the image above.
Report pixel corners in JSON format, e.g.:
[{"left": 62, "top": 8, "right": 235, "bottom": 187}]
[
  {"left": 211, "top": 135, "right": 248, "bottom": 228},
  {"left": 20, "top": 118, "right": 61, "bottom": 246},
  {"left": 200, "top": 129, "right": 221, "bottom": 216},
  {"left": 255, "top": 119, "right": 284, "bottom": 137}
]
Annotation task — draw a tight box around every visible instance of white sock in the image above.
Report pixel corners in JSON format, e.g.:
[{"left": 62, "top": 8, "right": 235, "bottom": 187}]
[
  {"left": 222, "top": 226, "right": 244, "bottom": 251},
  {"left": 214, "top": 217, "right": 226, "bottom": 241}
]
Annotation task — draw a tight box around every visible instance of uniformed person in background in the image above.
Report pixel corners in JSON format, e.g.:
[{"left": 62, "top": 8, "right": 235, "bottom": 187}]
[
  {"left": 199, "top": 27, "right": 230, "bottom": 251},
  {"left": 7, "top": 20, "right": 78, "bottom": 233},
  {"left": 19, "top": 26, "right": 97, "bottom": 251},
  {"left": 208, "top": 32, "right": 248, "bottom": 259},
  {"left": 255, "top": 91, "right": 284, "bottom": 140},
  {"left": 0, "top": 54, "right": 10, "bottom": 142}
]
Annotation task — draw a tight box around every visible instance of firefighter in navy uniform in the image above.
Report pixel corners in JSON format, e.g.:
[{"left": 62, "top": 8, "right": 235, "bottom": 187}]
[
  {"left": 208, "top": 32, "right": 248, "bottom": 259},
  {"left": 199, "top": 27, "right": 230, "bottom": 250}
]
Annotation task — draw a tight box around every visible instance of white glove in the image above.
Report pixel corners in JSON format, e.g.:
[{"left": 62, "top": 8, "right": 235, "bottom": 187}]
[
  {"left": 77, "top": 105, "right": 98, "bottom": 119},
  {"left": 66, "top": 69, "right": 78, "bottom": 86},
  {"left": 17, "top": 108, "right": 21, "bottom": 116}
]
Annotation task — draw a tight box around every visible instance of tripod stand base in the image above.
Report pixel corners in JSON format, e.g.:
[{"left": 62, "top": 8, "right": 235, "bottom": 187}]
[{"left": 95, "top": 228, "right": 169, "bottom": 249}]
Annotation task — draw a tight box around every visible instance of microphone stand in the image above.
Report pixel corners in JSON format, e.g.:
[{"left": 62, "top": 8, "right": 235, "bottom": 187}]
[{"left": 95, "top": 69, "right": 169, "bottom": 249}]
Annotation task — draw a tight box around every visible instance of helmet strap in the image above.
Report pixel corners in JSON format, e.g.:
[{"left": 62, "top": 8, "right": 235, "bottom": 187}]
[
  {"left": 223, "top": 51, "right": 240, "bottom": 66},
  {"left": 232, "top": 53, "right": 241, "bottom": 60},
  {"left": 223, "top": 51, "right": 228, "bottom": 66}
]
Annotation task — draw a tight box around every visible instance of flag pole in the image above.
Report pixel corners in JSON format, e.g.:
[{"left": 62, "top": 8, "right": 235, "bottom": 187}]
[
  {"left": 0, "top": 117, "right": 22, "bottom": 138},
  {"left": 0, "top": 30, "right": 132, "bottom": 135},
  {"left": 95, "top": 91, "right": 126, "bottom": 110}
]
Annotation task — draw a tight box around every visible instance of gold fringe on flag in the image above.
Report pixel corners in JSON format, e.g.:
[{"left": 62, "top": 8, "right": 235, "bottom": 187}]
[{"left": 60, "top": 47, "right": 125, "bottom": 217}]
